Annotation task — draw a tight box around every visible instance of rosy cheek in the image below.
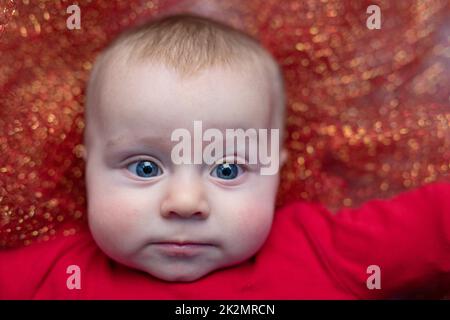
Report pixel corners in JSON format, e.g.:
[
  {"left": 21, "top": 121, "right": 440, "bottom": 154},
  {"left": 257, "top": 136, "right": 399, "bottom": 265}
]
[
  {"left": 90, "top": 196, "right": 141, "bottom": 236},
  {"left": 234, "top": 204, "right": 274, "bottom": 240}
]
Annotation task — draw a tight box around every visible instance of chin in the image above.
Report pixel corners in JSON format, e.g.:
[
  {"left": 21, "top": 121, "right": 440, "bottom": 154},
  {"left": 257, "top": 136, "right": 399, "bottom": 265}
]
[
  {"left": 150, "top": 270, "right": 209, "bottom": 282},
  {"left": 144, "top": 265, "right": 215, "bottom": 283}
]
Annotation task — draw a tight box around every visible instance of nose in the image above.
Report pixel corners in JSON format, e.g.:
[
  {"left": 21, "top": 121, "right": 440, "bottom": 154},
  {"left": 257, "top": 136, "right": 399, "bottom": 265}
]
[{"left": 160, "top": 169, "right": 210, "bottom": 220}]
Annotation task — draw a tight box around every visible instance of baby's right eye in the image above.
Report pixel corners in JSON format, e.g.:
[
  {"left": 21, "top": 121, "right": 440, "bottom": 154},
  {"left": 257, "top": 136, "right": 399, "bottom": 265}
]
[{"left": 127, "top": 160, "right": 163, "bottom": 178}]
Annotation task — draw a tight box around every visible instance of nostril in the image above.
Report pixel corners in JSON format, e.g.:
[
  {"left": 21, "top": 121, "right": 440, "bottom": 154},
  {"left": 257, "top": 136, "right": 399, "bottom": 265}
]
[
  {"left": 160, "top": 198, "right": 210, "bottom": 219},
  {"left": 193, "top": 211, "right": 206, "bottom": 218},
  {"left": 164, "top": 210, "right": 205, "bottom": 219}
]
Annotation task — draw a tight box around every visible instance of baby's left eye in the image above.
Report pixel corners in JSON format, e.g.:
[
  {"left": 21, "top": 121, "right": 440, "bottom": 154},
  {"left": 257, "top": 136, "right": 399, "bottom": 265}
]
[
  {"left": 127, "top": 160, "right": 162, "bottom": 178},
  {"left": 210, "top": 163, "right": 244, "bottom": 180}
]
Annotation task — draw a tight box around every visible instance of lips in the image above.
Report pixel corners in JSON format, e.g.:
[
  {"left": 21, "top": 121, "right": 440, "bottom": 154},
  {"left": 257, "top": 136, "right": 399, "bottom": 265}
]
[{"left": 151, "top": 241, "right": 214, "bottom": 257}]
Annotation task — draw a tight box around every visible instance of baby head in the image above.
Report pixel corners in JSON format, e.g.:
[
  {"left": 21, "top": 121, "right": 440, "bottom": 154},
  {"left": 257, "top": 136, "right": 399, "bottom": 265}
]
[{"left": 83, "top": 14, "right": 287, "bottom": 282}]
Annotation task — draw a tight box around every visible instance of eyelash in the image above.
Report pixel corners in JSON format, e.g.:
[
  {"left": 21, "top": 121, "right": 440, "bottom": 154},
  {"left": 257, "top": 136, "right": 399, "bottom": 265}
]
[
  {"left": 210, "top": 163, "right": 246, "bottom": 180},
  {"left": 125, "top": 157, "right": 164, "bottom": 179},
  {"left": 124, "top": 156, "right": 162, "bottom": 169},
  {"left": 124, "top": 156, "right": 248, "bottom": 179}
]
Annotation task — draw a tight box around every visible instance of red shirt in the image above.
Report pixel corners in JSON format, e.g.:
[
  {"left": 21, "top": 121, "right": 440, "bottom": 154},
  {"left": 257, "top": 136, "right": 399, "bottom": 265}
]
[{"left": 1, "top": 182, "right": 449, "bottom": 299}]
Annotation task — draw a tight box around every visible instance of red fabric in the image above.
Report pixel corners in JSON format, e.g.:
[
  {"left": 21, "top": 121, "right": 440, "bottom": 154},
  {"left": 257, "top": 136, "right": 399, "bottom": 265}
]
[{"left": 1, "top": 182, "right": 449, "bottom": 299}]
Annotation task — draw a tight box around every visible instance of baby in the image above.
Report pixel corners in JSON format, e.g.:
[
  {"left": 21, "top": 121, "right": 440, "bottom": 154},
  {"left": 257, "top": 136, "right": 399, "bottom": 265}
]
[
  {"left": 83, "top": 14, "right": 288, "bottom": 282},
  {"left": 1, "top": 14, "right": 449, "bottom": 299}
]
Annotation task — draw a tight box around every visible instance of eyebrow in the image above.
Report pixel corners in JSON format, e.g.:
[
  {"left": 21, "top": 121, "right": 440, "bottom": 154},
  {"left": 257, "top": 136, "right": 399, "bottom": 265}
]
[
  {"left": 106, "top": 136, "right": 128, "bottom": 148},
  {"left": 106, "top": 135, "right": 169, "bottom": 149}
]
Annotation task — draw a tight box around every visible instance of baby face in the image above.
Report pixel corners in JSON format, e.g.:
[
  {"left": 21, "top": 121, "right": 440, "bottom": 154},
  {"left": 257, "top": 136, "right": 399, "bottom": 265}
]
[{"left": 85, "top": 59, "right": 283, "bottom": 282}]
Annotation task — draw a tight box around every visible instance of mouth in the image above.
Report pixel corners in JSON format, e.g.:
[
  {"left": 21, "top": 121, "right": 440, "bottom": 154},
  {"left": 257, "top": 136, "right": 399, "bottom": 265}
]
[{"left": 150, "top": 241, "right": 215, "bottom": 257}]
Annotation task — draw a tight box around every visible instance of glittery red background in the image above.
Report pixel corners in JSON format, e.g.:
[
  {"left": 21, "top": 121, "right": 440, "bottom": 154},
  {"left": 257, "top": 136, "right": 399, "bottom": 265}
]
[{"left": 0, "top": 0, "right": 449, "bottom": 248}]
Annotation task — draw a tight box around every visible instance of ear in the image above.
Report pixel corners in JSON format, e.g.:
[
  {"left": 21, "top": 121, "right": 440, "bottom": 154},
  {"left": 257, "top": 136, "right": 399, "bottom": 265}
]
[
  {"left": 81, "top": 144, "right": 88, "bottom": 161},
  {"left": 280, "top": 148, "right": 289, "bottom": 167}
]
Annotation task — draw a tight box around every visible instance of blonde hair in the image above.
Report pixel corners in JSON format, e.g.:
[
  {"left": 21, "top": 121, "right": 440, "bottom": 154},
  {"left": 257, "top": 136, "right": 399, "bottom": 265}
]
[{"left": 85, "top": 14, "right": 285, "bottom": 149}]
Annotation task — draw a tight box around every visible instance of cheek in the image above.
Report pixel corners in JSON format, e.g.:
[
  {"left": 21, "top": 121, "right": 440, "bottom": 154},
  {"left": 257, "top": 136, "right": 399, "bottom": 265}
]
[
  {"left": 220, "top": 195, "right": 275, "bottom": 257},
  {"left": 219, "top": 202, "right": 274, "bottom": 265},
  {"left": 235, "top": 178, "right": 278, "bottom": 229},
  {"left": 87, "top": 182, "right": 150, "bottom": 252},
  {"left": 89, "top": 197, "right": 138, "bottom": 233},
  {"left": 235, "top": 204, "right": 274, "bottom": 241},
  {"left": 218, "top": 177, "right": 279, "bottom": 252}
]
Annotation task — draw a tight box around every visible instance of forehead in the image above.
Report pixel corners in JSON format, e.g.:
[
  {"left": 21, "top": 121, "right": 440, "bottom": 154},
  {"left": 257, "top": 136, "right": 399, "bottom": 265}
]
[{"left": 91, "top": 59, "right": 274, "bottom": 143}]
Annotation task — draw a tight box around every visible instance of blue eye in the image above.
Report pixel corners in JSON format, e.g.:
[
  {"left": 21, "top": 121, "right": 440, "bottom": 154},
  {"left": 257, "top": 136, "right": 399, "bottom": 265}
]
[
  {"left": 210, "top": 163, "right": 243, "bottom": 180},
  {"left": 127, "top": 160, "right": 162, "bottom": 178}
]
